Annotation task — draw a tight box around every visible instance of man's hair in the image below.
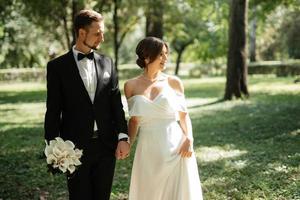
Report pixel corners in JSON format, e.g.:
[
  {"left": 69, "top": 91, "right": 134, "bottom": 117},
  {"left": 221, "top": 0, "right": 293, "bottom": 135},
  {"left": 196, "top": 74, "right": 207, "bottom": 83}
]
[{"left": 74, "top": 10, "right": 103, "bottom": 37}]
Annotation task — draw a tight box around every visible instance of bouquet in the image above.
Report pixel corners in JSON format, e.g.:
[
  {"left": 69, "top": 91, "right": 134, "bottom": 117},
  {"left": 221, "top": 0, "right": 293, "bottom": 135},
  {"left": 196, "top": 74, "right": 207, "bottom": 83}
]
[{"left": 44, "top": 137, "right": 83, "bottom": 174}]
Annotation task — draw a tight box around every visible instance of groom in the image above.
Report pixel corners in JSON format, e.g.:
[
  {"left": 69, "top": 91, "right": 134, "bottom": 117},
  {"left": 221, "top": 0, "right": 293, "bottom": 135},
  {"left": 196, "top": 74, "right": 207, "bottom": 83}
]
[{"left": 44, "top": 10, "right": 130, "bottom": 200}]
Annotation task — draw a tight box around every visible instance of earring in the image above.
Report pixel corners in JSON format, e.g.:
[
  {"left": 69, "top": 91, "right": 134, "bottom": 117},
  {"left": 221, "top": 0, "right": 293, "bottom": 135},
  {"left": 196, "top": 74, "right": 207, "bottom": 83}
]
[{"left": 145, "top": 58, "right": 150, "bottom": 65}]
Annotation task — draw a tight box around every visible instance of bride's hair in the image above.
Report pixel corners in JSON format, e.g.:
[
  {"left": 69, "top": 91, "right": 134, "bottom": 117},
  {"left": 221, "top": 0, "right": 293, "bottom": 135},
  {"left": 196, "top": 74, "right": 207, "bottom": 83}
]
[{"left": 135, "top": 37, "right": 168, "bottom": 68}]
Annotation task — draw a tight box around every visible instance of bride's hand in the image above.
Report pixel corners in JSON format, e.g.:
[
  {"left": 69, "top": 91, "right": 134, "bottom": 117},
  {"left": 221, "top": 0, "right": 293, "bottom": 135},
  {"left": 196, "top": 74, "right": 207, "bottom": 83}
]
[{"left": 178, "top": 137, "right": 193, "bottom": 158}]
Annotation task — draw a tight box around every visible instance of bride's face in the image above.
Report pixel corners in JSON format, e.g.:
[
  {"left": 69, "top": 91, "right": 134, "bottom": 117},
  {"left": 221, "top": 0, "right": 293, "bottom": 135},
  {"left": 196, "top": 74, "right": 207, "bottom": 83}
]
[{"left": 147, "top": 45, "right": 168, "bottom": 71}]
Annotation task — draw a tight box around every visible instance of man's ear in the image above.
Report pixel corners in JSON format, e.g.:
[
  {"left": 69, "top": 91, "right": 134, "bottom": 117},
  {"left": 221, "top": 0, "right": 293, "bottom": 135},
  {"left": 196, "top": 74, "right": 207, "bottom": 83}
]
[{"left": 78, "top": 28, "right": 87, "bottom": 38}]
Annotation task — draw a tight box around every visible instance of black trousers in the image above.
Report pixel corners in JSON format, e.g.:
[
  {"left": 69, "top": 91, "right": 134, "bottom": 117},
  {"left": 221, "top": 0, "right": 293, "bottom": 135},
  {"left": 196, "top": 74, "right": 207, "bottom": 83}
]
[{"left": 67, "top": 138, "right": 116, "bottom": 200}]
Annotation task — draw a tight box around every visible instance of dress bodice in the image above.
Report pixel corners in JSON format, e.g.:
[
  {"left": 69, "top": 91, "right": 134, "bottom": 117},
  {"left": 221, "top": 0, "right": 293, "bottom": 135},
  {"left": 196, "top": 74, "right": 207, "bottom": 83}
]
[{"left": 127, "top": 83, "right": 187, "bottom": 125}]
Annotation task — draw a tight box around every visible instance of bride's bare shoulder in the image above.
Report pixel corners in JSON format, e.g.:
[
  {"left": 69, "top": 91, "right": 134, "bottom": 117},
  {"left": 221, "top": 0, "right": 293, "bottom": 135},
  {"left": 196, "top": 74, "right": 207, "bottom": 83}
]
[
  {"left": 167, "top": 75, "right": 184, "bottom": 94},
  {"left": 124, "top": 76, "right": 142, "bottom": 88},
  {"left": 124, "top": 76, "right": 142, "bottom": 98}
]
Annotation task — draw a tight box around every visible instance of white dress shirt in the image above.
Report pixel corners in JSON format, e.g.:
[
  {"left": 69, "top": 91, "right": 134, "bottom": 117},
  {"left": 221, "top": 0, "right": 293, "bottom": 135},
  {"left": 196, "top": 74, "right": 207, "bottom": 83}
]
[{"left": 72, "top": 46, "right": 98, "bottom": 131}]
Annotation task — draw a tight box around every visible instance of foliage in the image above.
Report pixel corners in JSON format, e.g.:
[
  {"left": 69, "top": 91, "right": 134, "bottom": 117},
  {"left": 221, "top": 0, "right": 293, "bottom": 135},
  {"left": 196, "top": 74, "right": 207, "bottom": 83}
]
[
  {"left": 0, "top": 0, "right": 66, "bottom": 68},
  {"left": 0, "top": 0, "right": 300, "bottom": 70},
  {"left": 280, "top": 10, "right": 300, "bottom": 59},
  {"left": 104, "top": 0, "right": 143, "bottom": 65},
  {"left": 248, "top": 60, "right": 300, "bottom": 76},
  {"left": 165, "top": 0, "right": 229, "bottom": 63},
  {"left": 0, "top": 77, "right": 300, "bottom": 199},
  {"left": 250, "top": 0, "right": 299, "bottom": 19},
  {"left": 249, "top": 0, "right": 300, "bottom": 61}
]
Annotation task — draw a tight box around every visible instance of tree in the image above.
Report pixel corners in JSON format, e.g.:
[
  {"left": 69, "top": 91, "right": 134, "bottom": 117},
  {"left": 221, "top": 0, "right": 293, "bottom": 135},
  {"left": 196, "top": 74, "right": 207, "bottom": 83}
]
[
  {"left": 111, "top": 0, "right": 141, "bottom": 68},
  {"left": 165, "top": 1, "right": 203, "bottom": 75},
  {"left": 166, "top": 1, "right": 200, "bottom": 75},
  {"left": 165, "top": 0, "right": 229, "bottom": 75},
  {"left": 248, "top": 0, "right": 299, "bottom": 61},
  {"left": 0, "top": 0, "right": 52, "bottom": 68},
  {"left": 249, "top": 6, "right": 257, "bottom": 62},
  {"left": 21, "top": 0, "right": 76, "bottom": 50},
  {"left": 170, "top": 20, "right": 199, "bottom": 75},
  {"left": 224, "top": 0, "right": 249, "bottom": 100},
  {"left": 145, "top": 0, "right": 164, "bottom": 38},
  {"left": 281, "top": 9, "right": 300, "bottom": 59}
]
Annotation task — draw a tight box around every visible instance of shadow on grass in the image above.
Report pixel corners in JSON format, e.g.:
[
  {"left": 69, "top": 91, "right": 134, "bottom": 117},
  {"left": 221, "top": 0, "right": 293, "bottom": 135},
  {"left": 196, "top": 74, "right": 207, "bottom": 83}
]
[
  {"left": 189, "top": 99, "right": 225, "bottom": 109},
  {"left": 0, "top": 125, "right": 68, "bottom": 200},
  {"left": 0, "top": 90, "right": 46, "bottom": 104},
  {"left": 192, "top": 93, "right": 300, "bottom": 199},
  {"left": 185, "top": 85, "right": 224, "bottom": 98}
]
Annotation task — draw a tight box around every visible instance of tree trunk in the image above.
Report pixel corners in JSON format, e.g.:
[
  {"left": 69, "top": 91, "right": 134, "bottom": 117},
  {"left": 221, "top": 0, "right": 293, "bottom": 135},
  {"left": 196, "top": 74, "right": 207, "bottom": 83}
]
[
  {"left": 249, "top": 6, "right": 256, "bottom": 62},
  {"left": 112, "top": 0, "right": 140, "bottom": 70},
  {"left": 62, "top": 15, "right": 71, "bottom": 50},
  {"left": 61, "top": 0, "right": 71, "bottom": 50},
  {"left": 113, "top": 0, "right": 120, "bottom": 70},
  {"left": 71, "top": 0, "right": 84, "bottom": 46},
  {"left": 71, "top": 0, "right": 77, "bottom": 46},
  {"left": 224, "top": 0, "right": 249, "bottom": 100},
  {"left": 146, "top": 0, "right": 163, "bottom": 38},
  {"left": 174, "top": 41, "right": 193, "bottom": 75},
  {"left": 175, "top": 48, "right": 184, "bottom": 75}
]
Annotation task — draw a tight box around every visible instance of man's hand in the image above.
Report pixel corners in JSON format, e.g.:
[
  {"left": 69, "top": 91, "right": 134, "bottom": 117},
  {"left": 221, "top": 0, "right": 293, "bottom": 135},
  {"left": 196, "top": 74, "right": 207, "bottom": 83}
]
[{"left": 115, "top": 141, "right": 130, "bottom": 160}]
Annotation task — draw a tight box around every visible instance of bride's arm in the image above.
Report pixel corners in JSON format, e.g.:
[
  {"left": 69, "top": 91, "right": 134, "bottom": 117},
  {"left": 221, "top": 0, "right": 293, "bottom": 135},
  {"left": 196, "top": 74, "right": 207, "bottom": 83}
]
[
  {"left": 168, "top": 76, "right": 193, "bottom": 158},
  {"left": 124, "top": 80, "right": 140, "bottom": 146},
  {"left": 128, "top": 117, "right": 139, "bottom": 145},
  {"left": 178, "top": 112, "right": 193, "bottom": 158}
]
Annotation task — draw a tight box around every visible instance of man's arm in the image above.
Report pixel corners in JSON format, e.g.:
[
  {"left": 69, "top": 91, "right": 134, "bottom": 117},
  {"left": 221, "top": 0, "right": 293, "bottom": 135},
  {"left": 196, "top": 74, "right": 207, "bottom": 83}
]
[
  {"left": 109, "top": 58, "right": 130, "bottom": 159},
  {"left": 44, "top": 61, "right": 62, "bottom": 142},
  {"left": 109, "top": 57, "right": 128, "bottom": 137}
]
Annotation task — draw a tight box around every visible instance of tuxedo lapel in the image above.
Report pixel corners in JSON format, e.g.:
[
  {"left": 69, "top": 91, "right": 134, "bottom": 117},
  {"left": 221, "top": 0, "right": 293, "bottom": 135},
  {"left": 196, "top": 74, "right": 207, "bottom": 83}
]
[
  {"left": 94, "top": 53, "right": 105, "bottom": 99},
  {"left": 66, "top": 50, "right": 93, "bottom": 105}
]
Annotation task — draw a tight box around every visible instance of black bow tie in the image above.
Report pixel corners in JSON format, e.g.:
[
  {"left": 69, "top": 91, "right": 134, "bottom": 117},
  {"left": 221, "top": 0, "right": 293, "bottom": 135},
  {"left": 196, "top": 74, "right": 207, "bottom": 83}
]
[{"left": 77, "top": 52, "right": 94, "bottom": 61}]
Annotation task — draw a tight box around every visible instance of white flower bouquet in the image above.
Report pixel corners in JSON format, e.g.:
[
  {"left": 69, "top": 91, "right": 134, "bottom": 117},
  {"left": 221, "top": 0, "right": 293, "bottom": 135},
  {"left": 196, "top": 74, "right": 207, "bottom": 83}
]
[{"left": 44, "top": 137, "right": 83, "bottom": 174}]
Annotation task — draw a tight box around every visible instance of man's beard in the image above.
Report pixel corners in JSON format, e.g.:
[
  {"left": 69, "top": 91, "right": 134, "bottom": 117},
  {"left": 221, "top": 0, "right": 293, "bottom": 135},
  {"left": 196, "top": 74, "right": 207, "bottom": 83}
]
[{"left": 83, "top": 40, "right": 98, "bottom": 50}]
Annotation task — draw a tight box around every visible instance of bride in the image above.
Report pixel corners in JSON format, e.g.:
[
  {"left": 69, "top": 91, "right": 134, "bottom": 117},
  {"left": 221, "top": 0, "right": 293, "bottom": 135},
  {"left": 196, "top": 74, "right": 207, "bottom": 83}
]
[{"left": 124, "top": 37, "right": 203, "bottom": 200}]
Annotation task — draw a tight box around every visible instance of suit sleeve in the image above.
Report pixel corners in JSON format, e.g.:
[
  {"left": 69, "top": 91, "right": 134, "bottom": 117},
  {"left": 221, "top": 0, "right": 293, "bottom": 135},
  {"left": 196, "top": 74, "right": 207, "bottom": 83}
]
[
  {"left": 110, "top": 58, "right": 128, "bottom": 135},
  {"left": 44, "top": 61, "right": 62, "bottom": 141}
]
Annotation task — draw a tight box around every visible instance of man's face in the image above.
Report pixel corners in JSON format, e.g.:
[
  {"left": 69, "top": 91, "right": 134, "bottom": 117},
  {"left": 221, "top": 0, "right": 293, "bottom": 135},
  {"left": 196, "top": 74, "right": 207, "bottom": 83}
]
[{"left": 81, "top": 21, "right": 104, "bottom": 50}]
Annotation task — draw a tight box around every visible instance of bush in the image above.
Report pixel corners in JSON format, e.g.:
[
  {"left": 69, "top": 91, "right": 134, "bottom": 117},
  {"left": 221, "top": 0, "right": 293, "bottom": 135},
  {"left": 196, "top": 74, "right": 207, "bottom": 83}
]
[
  {"left": 248, "top": 60, "right": 300, "bottom": 77},
  {"left": 0, "top": 68, "right": 46, "bottom": 82},
  {"left": 0, "top": 65, "right": 141, "bottom": 82},
  {"left": 189, "top": 63, "right": 226, "bottom": 77}
]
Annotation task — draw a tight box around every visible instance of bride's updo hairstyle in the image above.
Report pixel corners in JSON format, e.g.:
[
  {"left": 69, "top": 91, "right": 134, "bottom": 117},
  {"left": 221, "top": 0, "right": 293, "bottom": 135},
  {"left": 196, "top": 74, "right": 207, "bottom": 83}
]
[{"left": 135, "top": 37, "right": 168, "bottom": 68}]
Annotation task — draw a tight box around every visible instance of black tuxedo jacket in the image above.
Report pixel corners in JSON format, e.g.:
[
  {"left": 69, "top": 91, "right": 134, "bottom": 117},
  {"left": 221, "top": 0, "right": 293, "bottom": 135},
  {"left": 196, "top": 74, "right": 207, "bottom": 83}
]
[{"left": 44, "top": 50, "right": 128, "bottom": 151}]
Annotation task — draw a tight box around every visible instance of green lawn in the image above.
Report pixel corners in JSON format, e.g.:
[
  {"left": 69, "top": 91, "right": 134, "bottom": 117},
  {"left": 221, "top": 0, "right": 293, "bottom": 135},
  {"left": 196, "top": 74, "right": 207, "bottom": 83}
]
[{"left": 0, "top": 76, "right": 299, "bottom": 200}]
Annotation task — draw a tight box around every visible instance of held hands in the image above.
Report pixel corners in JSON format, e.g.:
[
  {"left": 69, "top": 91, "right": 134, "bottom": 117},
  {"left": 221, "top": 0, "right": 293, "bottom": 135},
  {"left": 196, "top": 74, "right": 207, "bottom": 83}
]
[
  {"left": 178, "top": 137, "right": 193, "bottom": 158},
  {"left": 115, "top": 141, "right": 130, "bottom": 160}
]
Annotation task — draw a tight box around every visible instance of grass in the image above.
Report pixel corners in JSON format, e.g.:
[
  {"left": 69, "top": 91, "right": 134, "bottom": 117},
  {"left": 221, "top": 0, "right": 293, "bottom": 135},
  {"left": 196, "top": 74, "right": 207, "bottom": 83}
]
[{"left": 0, "top": 76, "right": 299, "bottom": 200}]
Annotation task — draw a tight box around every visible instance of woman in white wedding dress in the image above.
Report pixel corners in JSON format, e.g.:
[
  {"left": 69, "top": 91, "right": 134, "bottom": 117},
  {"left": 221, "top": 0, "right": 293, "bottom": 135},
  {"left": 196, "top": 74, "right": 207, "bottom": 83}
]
[{"left": 124, "top": 37, "right": 203, "bottom": 200}]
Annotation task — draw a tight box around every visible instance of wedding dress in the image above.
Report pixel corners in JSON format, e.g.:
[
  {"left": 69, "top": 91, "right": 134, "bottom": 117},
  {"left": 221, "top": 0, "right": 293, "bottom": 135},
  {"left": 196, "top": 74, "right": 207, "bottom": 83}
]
[{"left": 127, "top": 79, "right": 203, "bottom": 200}]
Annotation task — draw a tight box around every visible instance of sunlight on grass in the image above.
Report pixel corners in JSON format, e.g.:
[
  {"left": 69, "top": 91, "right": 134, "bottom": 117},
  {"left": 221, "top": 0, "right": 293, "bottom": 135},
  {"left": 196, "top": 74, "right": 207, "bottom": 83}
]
[
  {"left": 186, "top": 97, "right": 219, "bottom": 107},
  {"left": 189, "top": 98, "right": 251, "bottom": 117},
  {"left": 250, "top": 82, "right": 300, "bottom": 94},
  {"left": 0, "top": 102, "right": 45, "bottom": 132},
  {"left": 195, "top": 146, "right": 247, "bottom": 163},
  {"left": 0, "top": 82, "right": 45, "bottom": 92},
  {"left": 183, "top": 77, "right": 225, "bottom": 85},
  {"left": 290, "top": 129, "right": 300, "bottom": 136}
]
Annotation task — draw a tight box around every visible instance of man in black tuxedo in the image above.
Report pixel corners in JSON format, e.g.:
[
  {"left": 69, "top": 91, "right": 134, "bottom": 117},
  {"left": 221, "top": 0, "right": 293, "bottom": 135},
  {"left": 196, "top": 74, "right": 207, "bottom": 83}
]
[{"left": 44, "top": 10, "right": 130, "bottom": 200}]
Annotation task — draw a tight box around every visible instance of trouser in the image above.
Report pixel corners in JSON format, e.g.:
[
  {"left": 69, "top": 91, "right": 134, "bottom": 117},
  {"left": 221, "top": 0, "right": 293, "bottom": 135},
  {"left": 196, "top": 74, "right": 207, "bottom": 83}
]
[{"left": 67, "top": 137, "right": 116, "bottom": 200}]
